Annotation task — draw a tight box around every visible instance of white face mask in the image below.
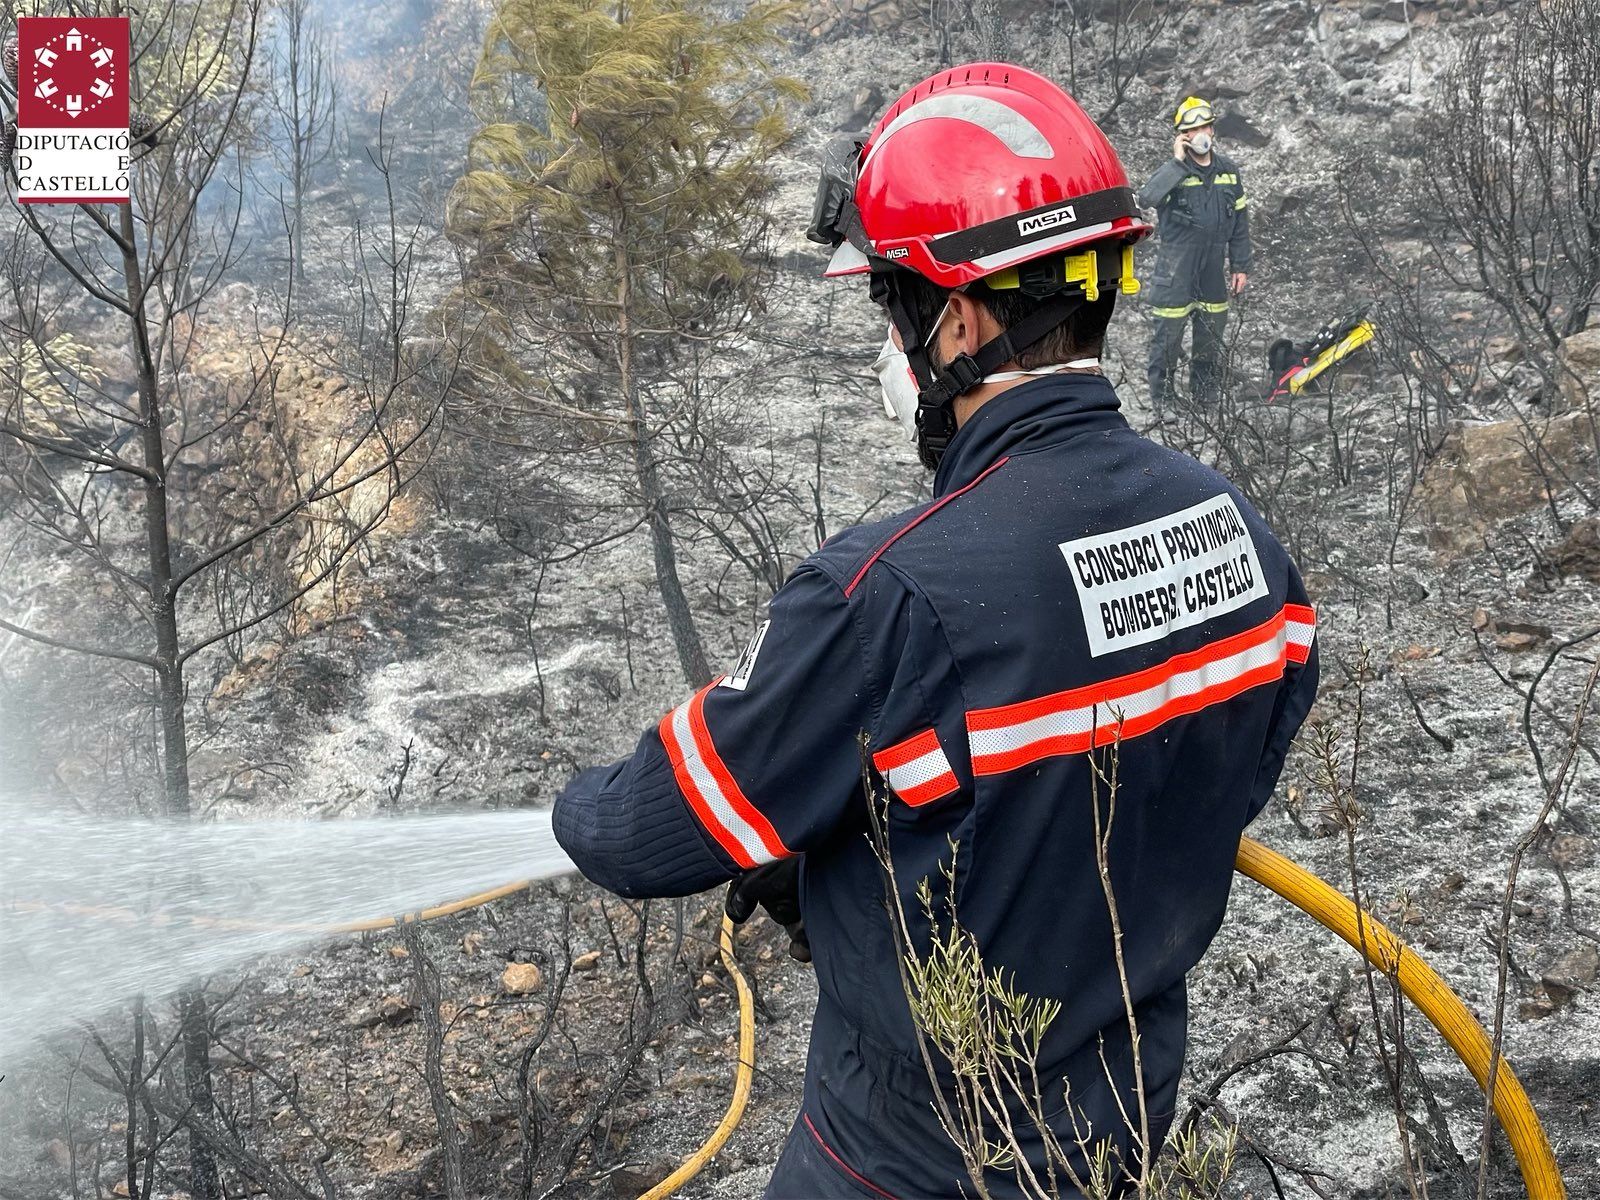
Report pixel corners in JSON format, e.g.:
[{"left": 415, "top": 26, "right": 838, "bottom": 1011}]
[
  {"left": 872, "top": 299, "right": 955, "bottom": 441},
  {"left": 1188, "top": 131, "right": 1214, "bottom": 155},
  {"left": 874, "top": 331, "right": 1102, "bottom": 442},
  {"left": 872, "top": 335, "right": 923, "bottom": 442}
]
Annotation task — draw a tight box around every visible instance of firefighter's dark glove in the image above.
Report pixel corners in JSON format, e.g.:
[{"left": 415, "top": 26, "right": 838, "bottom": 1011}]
[{"left": 725, "top": 858, "right": 810, "bottom": 963}]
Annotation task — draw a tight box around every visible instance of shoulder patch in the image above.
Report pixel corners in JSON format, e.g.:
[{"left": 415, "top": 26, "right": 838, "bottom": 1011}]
[
  {"left": 1058, "top": 493, "right": 1267, "bottom": 657},
  {"left": 720, "top": 620, "right": 771, "bottom": 691}
]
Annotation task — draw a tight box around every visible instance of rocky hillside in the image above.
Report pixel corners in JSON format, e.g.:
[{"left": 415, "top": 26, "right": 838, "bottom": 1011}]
[{"left": 2, "top": 0, "right": 1598, "bottom": 1197}]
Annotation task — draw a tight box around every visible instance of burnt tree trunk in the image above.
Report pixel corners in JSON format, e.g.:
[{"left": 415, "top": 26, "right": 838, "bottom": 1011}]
[
  {"left": 119, "top": 202, "right": 221, "bottom": 1200},
  {"left": 614, "top": 239, "right": 711, "bottom": 688}
]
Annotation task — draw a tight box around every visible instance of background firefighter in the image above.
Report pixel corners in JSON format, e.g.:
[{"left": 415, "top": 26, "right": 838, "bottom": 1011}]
[{"left": 1137, "top": 96, "right": 1252, "bottom": 415}]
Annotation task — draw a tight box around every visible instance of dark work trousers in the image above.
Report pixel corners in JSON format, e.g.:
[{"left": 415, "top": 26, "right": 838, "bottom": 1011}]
[
  {"left": 764, "top": 1115, "right": 899, "bottom": 1199},
  {"left": 1147, "top": 304, "right": 1229, "bottom": 415},
  {"left": 761, "top": 1110, "right": 1137, "bottom": 1199}
]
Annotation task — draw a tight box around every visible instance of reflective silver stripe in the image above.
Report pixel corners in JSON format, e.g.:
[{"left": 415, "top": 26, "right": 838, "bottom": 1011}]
[
  {"left": 863, "top": 93, "right": 1053, "bottom": 174},
  {"left": 886, "top": 744, "right": 954, "bottom": 795},
  {"left": 1286, "top": 616, "right": 1315, "bottom": 651},
  {"left": 667, "top": 700, "right": 777, "bottom": 866},
  {"left": 824, "top": 240, "right": 871, "bottom": 277}
]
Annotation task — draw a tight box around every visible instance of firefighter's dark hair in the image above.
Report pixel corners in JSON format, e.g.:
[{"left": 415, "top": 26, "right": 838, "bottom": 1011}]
[{"left": 894, "top": 269, "right": 1115, "bottom": 370}]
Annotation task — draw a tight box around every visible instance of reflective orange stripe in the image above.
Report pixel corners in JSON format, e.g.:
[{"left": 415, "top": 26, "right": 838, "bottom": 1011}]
[
  {"left": 967, "top": 605, "right": 1315, "bottom": 776},
  {"left": 659, "top": 682, "right": 791, "bottom": 868}
]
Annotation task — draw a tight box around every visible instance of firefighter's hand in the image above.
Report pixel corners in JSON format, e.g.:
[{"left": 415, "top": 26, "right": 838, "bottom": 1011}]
[
  {"left": 1230, "top": 272, "right": 1249, "bottom": 296},
  {"left": 1173, "top": 133, "right": 1190, "bottom": 161},
  {"left": 726, "top": 858, "right": 811, "bottom": 963}
]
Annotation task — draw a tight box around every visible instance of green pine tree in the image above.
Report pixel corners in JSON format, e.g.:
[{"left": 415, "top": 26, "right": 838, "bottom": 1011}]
[{"left": 449, "top": 0, "right": 804, "bottom": 687}]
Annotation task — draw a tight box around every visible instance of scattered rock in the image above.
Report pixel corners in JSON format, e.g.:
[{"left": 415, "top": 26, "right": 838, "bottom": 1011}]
[
  {"left": 1540, "top": 945, "right": 1599, "bottom": 1009},
  {"left": 1471, "top": 614, "right": 1551, "bottom": 650},
  {"left": 1485, "top": 335, "right": 1524, "bottom": 364},
  {"left": 501, "top": 961, "right": 544, "bottom": 995},
  {"left": 608, "top": 1159, "right": 679, "bottom": 1198},
  {"left": 573, "top": 950, "right": 602, "bottom": 973},
  {"left": 1561, "top": 325, "right": 1600, "bottom": 372},
  {"left": 1559, "top": 326, "right": 1600, "bottom": 408},
  {"left": 462, "top": 930, "right": 487, "bottom": 956},
  {"left": 1392, "top": 643, "right": 1439, "bottom": 662},
  {"left": 1519, "top": 997, "right": 1557, "bottom": 1021},
  {"left": 1539, "top": 516, "right": 1600, "bottom": 585},
  {"left": 350, "top": 994, "right": 415, "bottom": 1028},
  {"left": 1495, "top": 630, "right": 1546, "bottom": 653},
  {"left": 1199, "top": 77, "right": 1255, "bottom": 100},
  {"left": 840, "top": 83, "right": 883, "bottom": 131}
]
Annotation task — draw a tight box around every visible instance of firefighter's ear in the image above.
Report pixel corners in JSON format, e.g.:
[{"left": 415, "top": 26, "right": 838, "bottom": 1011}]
[{"left": 945, "top": 290, "right": 989, "bottom": 358}]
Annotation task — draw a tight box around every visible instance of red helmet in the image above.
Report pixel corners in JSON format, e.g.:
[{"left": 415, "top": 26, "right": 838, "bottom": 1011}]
[{"left": 814, "top": 63, "right": 1150, "bottom": 289}]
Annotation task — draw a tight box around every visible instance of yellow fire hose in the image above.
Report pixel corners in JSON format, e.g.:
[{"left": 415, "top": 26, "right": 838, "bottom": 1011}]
[
  {"left": 638, "top": 839, "right": 1565, "bottom": 1198},
  {"left": 637, "top": 917, "right": 754, "bottom": 1200},
  {"left": 1234, "top": 837, "right": 1564, "bottom": 1200},
  {"left": 11, "top": 842, "right": 1563, "bottom": 1197}
]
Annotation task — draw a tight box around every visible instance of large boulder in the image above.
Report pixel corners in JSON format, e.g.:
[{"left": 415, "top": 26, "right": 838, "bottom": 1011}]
[
  {"left": 1417, "top": 411, "right": 1594, "bottom": 555},
  {"left": 1560, "top": 326, "right": 1600, "bottom": 409}
]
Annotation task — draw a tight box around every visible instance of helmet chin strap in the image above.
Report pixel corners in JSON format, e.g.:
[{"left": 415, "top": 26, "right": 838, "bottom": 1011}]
[{"left": 876, "top": 274, "right": 1090, "bottom": 469}]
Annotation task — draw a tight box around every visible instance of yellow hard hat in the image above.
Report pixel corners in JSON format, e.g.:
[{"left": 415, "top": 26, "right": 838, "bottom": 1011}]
[{"left": 1175, "top": 96, "right": 1214, "bottom": 131}]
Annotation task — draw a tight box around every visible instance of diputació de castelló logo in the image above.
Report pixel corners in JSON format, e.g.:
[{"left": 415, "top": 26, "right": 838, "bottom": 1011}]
[{"left": 12, "top": 16, "right": 132, "bottom": 204}]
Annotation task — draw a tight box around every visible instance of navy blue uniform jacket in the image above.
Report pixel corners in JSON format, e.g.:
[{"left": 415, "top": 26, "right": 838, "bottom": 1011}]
[{"left": 554, "top": 373, "right": 1318, "bottom": 1197}]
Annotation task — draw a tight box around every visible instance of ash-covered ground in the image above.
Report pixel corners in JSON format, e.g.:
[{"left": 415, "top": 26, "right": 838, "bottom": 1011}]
[{"left": 3, "top": 0, "right": 1598, "bottom": 1197}]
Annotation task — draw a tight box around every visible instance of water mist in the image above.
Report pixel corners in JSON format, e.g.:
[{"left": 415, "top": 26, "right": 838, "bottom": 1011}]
[{"left": 0, "top": 805, "right": 577, "bottom": 1062}]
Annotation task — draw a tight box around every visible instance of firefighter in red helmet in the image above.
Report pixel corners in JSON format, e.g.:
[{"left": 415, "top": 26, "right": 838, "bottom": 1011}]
[
  {"left": 815, "top": 62, "right": 1153, "bottom": 468},
  {"left": 555, "top": 63, "right": 1317, "bottom": 1197}
]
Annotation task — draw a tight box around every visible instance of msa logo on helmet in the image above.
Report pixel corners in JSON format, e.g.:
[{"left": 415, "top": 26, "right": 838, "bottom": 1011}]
[
  {"left": 885, "top": 247, "right": 910, "bottom": 260},
  {"left": 1017, "top": 205, "right": 1078, "bottom": 238}
]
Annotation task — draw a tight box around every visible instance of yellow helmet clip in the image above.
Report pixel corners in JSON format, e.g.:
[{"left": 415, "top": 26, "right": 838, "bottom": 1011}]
[{"left": 984, "top": 243, "right": 1140, "bottom": 300}]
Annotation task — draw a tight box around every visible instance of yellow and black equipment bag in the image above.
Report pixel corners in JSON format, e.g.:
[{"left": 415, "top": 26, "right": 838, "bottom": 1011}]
[{"left": 1266, "top": 307, "right": 1376, "bottom": 401}]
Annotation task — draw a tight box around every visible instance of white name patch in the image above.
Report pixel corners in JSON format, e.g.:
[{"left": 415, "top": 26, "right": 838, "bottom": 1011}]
[{"left": 1059, "top": 494, "right": 1267, "bottom": 657}]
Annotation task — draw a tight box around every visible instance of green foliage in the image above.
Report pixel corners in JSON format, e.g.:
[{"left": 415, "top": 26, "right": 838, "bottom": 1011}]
[
  {"left": 866, "top": 741, "right": 1239, "bottom": 1200},
  {"left": 449, "top": 0, "right": 804, "bottom": 325}
]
